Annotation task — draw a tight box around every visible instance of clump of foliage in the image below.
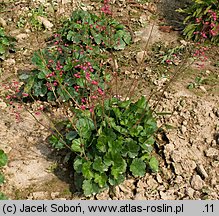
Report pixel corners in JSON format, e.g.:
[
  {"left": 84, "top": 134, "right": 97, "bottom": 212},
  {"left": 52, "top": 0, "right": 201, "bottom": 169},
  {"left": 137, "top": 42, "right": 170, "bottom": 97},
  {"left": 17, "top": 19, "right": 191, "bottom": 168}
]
[
  {"left": 17, "top": 5, "right": 47, "bottom": 31},
  {"left": 178, "top": 0, "right": 219, "bottom": 43},
  {"left": 0, "top": 149, "right": 8, "bottom": 200},
  {"left": 0, "top": 27, "right": 16, "bottom": 60},
  {"left": 19, "top": 10, "right": 131, "bottom": 105},
  {"left": 18, "top": 9, "right": 158, "bottom": 197},
  {"left": 49, "top": 96, "right": 158, "bottom": 196}
]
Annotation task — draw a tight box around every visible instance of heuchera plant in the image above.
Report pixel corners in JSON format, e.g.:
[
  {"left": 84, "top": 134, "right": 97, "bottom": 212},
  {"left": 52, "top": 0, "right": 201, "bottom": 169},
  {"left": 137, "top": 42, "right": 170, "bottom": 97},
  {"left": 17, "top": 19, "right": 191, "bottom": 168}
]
[
  {"left": 19, "top": 10, "right": 131, "bottom": 107},
  {"left": 49, "top": 97, "right": 158, "bottom": 196},
  {"left": 178, "top": 0, "right": 219, "bottom": 43}
]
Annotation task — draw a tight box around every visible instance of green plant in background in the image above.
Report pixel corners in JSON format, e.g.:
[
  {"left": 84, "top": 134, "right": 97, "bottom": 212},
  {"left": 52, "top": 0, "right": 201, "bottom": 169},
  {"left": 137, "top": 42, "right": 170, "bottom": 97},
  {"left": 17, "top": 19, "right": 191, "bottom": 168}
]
[
  {"left": 59, "top": 10, "right": 132, "bottom": 51},
  {"left": 19, "top": 10, "right": 131, "bottom": 105},
  {"left": 0, "top": 27, "right": 16, "bottom": 60},
  {"left": 152, "top": 42, "right": 186, "bottom": 65},
  {"left": 0, "top": 149, "right": 8, "bottom": 200},
  {"left": 178, "top": 0, "right": 219, "bottom": 43},
  {"left": 187, "top": 76, "right": 205, "bottom": 89},
  {"left": 49, "top": 96, "right": 158, "bottom": 196},
  {"left": 17, "top": 5, "right": 47, "bottom": 30}
]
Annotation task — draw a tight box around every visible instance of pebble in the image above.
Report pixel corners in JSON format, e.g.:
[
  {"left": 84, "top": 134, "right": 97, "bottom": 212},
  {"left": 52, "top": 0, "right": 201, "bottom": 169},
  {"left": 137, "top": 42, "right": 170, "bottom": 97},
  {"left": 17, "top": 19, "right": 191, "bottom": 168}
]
[
  {"left": 16, "top": 33, "right": 29, "bottom": 41},
  {"left": 199, "top": 86, "right": 207, "bottom": 93},
  {"left": 0, "top": 17, "right": 7, "bottom": 27},
  {"left": 156, "top": 173, "right": 163, "bottom": 183},
  {"left": 181, "top": 125, "right": 187, "bottom": 134},
  {"left": 147, "top": 176, "right": 158, "bottom": 190},
  {"left": 196, "top": 164, "right": 208, "bottom": 179},
  {"left": 36, "top": 16, "right": 53, "bottom": 30},
  {"left": 205, "top": 148, "right": 219, "bottom": 157},
  {"left": 136, "top": 51, "right": 147, "bottom": 64},
  {"left": 191, "top": 175, "right": 204, "bottom": 190},
  {"left": 174, "top": 176, "right": 183, "bottom": 184},
  {"left": 160, "top": 190, "right": 176, "bottom": 200},
  {"left": 0, "top": 102, "right": 7, "bottom": 109},
  {"left": 211, "top": 140, "right": 217, "bottom": 147},
  {"left": 186, "top": 187, "right": 195, "bottom": 198}
]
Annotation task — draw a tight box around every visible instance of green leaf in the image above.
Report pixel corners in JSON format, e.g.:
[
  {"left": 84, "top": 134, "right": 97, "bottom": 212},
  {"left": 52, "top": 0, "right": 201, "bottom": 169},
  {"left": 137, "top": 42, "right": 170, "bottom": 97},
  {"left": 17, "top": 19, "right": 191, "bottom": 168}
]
[
  {"left": 122, "top": 138, "right": 139, "bottom": 158},
  {"left": 23, "top": 76, "right": 35, "bottom": 94},
  {"left": 114, "top": 38, "right": 126, "bottom": 50},
  {"left": 93, "top": 156, "right": 108, "bottom": 172},
  {"left": 123, "top": 32, "right": 132, "bottom": 45},
  {"left": 47, "top": 92, "right": 56, "bottom": 101},
  {"left": 130, "top": 158, "right": 146, "bottom": 177},
  {"left": 32, "top": 51, "right": 45, "bottom": 70},
  {"left": 0, "top": 192, "right": 8, "bottom": 200},
  {"left": 71, "top": 139, "right": 83, "bottom": 153},
  {"left": 82, "top": 180, "right": 99, "bottom": 196},
  {"left": 66, "top": 131, "right": 77, "bottom": 141},
  {"left": 108, "top": 137, "right": 123, "bottom": 155},
  {"left": 76, "top": 118, "right": 95, "bottom": 139},
  {"left": 103, "top": 151, "right": 113, "bottom": 167},
  {"left": 111, "top": 157, "right": 127, "bottom": 179},
  {"left": 108, "top": 174, "right": 125, "bottom": 186},
  {"left": 82, "top": 161, "right": 94, "bottom": 180},
  {"left": 96, "top": 134, "right": 107, "bottom": 152},
  {"left": 149, "top": 156, "right": 159, "bottom": 172},
  {"left": 0, "top": 44, "right": 5, "bottom": 54},
  {"left": 33, "top": 81, "right": 47, "bottom": 97},
  {"left": 57, "top": 87, "right": 70, "bottom": 101},
  {"left": 0, "top": 173, "right": 5, "bottom": 184},
  {"left": 94, "top": 172, "right": 107, "bottom": 188},
  {"left": 73, "top": 157, "right": 84, "bottom": 173},
  {"left": 37, "top": 71, "right": 47, "bottom": 79},
  {"left": 0, "top": 150, "right": 8, "bottom": 167},
  {"left": 19, "top": 74, "right": 30, "bottom": 80},
  {"left": 93, "top": 33, "right": 102, "bottom": 45}
]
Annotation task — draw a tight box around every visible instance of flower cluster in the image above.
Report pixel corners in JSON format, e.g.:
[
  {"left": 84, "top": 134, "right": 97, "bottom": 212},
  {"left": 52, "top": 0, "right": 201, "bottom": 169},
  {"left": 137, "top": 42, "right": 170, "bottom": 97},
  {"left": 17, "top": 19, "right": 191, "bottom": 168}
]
[{"left": 101, "top": 0, "right": 112, "bottom": 15}]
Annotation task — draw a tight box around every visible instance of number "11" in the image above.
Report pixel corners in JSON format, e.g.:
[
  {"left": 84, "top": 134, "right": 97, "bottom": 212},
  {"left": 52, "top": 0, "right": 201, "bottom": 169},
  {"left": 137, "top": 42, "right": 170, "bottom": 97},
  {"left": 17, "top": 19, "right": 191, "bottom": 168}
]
[{"left": 205, "top": 204, "right": 214, "bottom": 212}]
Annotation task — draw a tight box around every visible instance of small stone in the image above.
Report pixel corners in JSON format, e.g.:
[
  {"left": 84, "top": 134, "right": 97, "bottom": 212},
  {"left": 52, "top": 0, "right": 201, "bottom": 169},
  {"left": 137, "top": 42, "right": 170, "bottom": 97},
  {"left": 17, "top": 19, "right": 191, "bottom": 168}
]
[
  {"left": 157, "top": 185, "right": 166, "bottom": 191},
  {"left": 147, "top": 176, "right": 158, "bottom": 190},
  {"left": 160, "top": 190, "right": 176, "bottom": 200},
  {"left": 186, "top": 187, "right": 195, "bottom": 198},
  {"left": 182, "top": 120, "right": 187, "bottom": 126},
  {"left": 172, "top": 162, "right": 183, "bottom": 175},
  {"left": 0, "top": 102, "right": 7, "bottom": 109},
  {"left": 32, "top": 191, "right": 48, "bottom": 200},
  {"left": 51, "top": 192, "right": 60, "bottom": 199},
  {"left": 5, "top": 58, "right": 15, "bottom": 65},
  {"left": 156, "top": 173, "right": 162, "bottom": 183},
  {"left": 16, "top": 33, "right": 29, "bottom": 41},
  {"left": 199, "top": 86, "right": 207, "bottom": 93},
  {"left": 0, "top": 17, "right": 7, "bottom": 27},
  {"left": 181, "top": 125, "right": 187, "bottom": 134},
  {"left": 205, "top": 148, "right": 219, "bottom": 157},
  {"left": 135, "top": 192, "right": 146, "bottom": 200},
  {"left": 205, "top": 70, "right": 211, "bottom": 75},
  {"left": 212, "top": 107, "right": 219, "bottom": 117},
  {"left": 136, "top": 51, "right": 147, "bottom": 64},
  {"left": 196, "top": 164, "right": 208, "bottom": 179},
  {"left": 191, "top": 175, "right": 204, "bottom": 190},
  {"left": 180, "top": 40, "right": 187, "bottom": 46},
  {"left": 175, "top": 176, "right": 183, "bottom": 184},
  {"left": 36, "top": 16, "right": 53, "bottom": 30}
]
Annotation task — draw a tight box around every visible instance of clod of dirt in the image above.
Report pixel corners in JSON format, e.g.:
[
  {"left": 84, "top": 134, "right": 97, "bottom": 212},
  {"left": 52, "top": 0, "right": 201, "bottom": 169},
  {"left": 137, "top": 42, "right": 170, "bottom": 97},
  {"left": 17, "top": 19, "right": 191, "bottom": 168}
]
[
  {"left": 205, "top": 148, "right": 219, "bottom": 158},
  {"left": 190, "top": 175, "right": 205, "bottom": 190},
  {"left": 36, "top": 16, "right": 53, "bottom": 30}
]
